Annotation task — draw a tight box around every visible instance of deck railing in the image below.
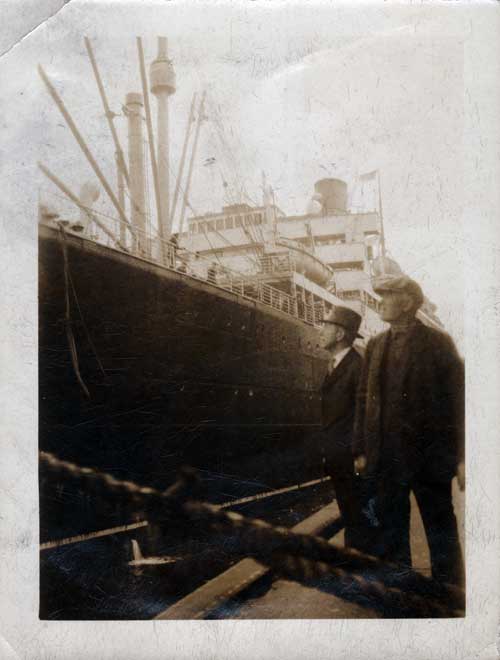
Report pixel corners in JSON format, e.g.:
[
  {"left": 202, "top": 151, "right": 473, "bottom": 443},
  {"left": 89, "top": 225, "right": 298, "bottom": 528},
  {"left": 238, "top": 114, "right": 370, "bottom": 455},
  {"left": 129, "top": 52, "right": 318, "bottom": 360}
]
[
  {"left": 50, "top": 218, "right": 325, "bottom": 327},
  {"left": 259, "top": 253, "right": 294, "bottom": 276}
]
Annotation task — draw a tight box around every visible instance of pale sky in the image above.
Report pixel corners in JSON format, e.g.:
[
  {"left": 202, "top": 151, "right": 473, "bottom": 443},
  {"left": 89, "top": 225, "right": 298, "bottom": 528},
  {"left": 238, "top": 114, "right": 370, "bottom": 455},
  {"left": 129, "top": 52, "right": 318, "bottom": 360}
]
[{"left": 1, "top": 1, "right": 469, "bottom": 348}]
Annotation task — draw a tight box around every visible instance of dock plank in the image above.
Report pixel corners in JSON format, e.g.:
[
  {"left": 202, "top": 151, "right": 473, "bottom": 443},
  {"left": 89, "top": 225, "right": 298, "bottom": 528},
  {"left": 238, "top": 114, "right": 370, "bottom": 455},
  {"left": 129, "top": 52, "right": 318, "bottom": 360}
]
[{"left": 155, "top": 503, "right": 339, "bottom": 620}]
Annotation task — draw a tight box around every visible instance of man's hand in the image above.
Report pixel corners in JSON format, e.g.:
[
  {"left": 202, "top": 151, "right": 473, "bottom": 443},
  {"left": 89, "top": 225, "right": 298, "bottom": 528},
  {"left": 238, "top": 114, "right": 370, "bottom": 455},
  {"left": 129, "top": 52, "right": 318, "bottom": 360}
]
[
  {"left": 354, "top": 454, "right": 367, "bottom": 476},
  {"left": 456, "top": 461, "right": 465, "bottom": 491}
]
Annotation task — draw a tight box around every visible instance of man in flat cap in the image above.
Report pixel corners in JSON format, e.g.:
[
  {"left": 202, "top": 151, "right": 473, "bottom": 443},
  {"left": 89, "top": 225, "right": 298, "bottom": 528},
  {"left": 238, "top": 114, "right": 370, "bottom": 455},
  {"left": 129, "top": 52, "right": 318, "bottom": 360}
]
[
  {"left": 353, "top": 274, "right": 465, "bottom": 586},
  {"left": 319, "top": 305, "right": 365, "bottom": 549}
]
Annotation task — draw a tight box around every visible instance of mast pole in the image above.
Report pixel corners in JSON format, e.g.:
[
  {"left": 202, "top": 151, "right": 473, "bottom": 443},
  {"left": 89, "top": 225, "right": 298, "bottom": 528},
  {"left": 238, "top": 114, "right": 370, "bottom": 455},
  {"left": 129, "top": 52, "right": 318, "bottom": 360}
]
[
  {"left": 170, "top": 92, "right": 197, "bottom": 227},
  {"left": 150, "top": 37, "right": 176, "bottom": 239},
  {"left": 38, "top": 66, "right": 133, "bottom": 235},
  {"left": 136, "top": 37, "right": 163, "bottom": 242},
  {"left": 38, "top": 162, "right": 124, "bottom": 249},
  {"left": 377, "top": 169, "right": 386, "bottom": 257},
  {"left": 116, "top": 154, "right": 127, "bottom": 245},
  {"left": 179, "top": 91, "right": 206, "bottom": 235},
  {"left": 84, "top": 37, "right": 130, "bottom": 186},
  {"left": 125, "top": 92, "right": 147, "bottom": 254}
]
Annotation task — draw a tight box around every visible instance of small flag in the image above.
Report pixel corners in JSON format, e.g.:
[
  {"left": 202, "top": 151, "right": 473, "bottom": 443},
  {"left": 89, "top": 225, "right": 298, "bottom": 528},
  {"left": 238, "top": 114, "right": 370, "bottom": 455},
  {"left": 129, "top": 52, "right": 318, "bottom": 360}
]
[{"left": 204, "top": 157, "right": 216, "bottom": 166}]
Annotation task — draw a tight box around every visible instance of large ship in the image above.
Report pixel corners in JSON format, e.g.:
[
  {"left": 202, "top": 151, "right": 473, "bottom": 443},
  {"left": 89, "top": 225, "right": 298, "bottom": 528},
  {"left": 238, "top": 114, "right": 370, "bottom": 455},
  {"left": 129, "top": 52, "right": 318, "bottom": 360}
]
[{"left": 38, "top": 37, "right": 442, "bottom": 542}]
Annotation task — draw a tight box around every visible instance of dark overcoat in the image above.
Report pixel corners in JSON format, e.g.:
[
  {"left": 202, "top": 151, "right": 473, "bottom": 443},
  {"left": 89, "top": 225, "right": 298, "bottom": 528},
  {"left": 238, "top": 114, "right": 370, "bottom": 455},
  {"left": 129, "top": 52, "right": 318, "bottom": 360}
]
[
  {"left": 321, "top": 348, "right": 363, "bottom": 473},
  {"left": 352, "top": 320, "right": 464, "bottom": 483}
]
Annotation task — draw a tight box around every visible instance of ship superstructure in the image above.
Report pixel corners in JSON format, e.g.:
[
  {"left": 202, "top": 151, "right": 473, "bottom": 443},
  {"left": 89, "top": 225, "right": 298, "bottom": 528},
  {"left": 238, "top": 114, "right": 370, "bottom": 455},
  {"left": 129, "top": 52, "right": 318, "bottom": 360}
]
[{"left": 182, "top": 177, "right": 442, "bottom": 335}]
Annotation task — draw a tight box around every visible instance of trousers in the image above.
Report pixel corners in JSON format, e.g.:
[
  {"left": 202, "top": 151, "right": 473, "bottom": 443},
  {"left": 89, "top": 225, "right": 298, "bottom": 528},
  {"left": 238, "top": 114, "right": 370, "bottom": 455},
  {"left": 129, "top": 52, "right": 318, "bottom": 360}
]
[
  {"left": 373, "top": 477, "right": 464, "bottom": 587},
  {"left": 329, "top": 472, "right": 361, "bottom": 549}
]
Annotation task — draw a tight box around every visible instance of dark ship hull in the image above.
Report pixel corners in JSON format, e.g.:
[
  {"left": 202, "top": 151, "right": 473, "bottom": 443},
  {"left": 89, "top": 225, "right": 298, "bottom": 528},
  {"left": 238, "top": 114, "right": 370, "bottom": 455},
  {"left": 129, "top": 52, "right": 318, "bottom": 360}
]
[{"left": 39, "top": 224, "right": 328, "bottom": 541}]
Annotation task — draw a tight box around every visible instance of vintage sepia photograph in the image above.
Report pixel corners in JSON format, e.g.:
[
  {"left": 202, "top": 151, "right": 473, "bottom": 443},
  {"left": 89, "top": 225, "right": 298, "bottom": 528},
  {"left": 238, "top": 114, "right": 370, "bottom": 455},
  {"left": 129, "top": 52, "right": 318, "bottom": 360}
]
[{"left": 1, "top": 1, "right": 499, "bottom": 658}]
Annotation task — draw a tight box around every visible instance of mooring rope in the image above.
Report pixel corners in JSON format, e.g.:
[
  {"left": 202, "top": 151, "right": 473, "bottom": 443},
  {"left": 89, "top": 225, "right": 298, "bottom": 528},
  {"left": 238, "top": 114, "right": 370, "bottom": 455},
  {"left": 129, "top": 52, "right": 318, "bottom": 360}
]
[{"left": 39, "top": 450, "right": 465, "bottom": 616}]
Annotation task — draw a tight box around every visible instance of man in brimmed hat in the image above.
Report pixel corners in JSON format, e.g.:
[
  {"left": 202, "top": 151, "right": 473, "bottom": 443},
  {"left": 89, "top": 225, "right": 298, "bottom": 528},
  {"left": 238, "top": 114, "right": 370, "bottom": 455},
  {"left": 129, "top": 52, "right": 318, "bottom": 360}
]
[
  {"left": 319, "top": 305, "right": 365, "bottom": 550},
  {"left": 353, "top": 274, "right": 465, "bottom": 586}
]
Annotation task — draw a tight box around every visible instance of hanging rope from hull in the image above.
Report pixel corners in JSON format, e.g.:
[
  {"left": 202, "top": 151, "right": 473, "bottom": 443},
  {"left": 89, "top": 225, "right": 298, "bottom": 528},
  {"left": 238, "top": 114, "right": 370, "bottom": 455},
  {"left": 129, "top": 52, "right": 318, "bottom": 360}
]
[{"left": 59, "top": 226, "right": 90, "bottom": 399}]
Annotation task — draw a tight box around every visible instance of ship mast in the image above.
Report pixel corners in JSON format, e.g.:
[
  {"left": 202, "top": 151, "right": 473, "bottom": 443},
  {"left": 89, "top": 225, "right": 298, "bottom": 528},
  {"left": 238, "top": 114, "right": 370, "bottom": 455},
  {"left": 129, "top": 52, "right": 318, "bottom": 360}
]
[
  {"left": 84, "top": 37, "right": 130, "bottom": 187},
  {"left": 262, "top": 171, "right": 277, "bottom": 248},
  {"left": 137, "top": 37, "right": 163, "bottom": 244},
  {"left": 124, "top": 92, "right": 147, "bottom": 254},
  {"left": 377, "top": 170, "right": 387, "bottom": 257},
  {"left": 150, "top": 37, "right": 176, "bottom": 239}
]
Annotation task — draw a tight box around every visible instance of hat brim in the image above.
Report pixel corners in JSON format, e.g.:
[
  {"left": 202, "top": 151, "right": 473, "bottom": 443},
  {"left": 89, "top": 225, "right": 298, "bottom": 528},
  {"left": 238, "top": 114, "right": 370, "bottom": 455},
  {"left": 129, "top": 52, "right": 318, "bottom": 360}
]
[
  {"left": 373, "top": 284, "right": 393, "bottom": 295},
  {"left": 320, "top": 319, "right": 363, "bottom": 339},
  {"left": 373, "top": 286, "right": 423, "bottom": 307}
]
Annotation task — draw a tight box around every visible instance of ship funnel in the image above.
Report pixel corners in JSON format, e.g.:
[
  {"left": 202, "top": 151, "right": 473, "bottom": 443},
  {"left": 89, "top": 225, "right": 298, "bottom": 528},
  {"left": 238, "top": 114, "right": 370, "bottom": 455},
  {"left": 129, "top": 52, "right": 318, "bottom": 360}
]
[
  {"left": 125, "top": 92, "right": 147, "bottom": 251},
  {"left": 150, "top": 36, "right": 176, "bottom": 238},
  {"left": 313, "top": 178, "right": 348, "bottom": 214}
]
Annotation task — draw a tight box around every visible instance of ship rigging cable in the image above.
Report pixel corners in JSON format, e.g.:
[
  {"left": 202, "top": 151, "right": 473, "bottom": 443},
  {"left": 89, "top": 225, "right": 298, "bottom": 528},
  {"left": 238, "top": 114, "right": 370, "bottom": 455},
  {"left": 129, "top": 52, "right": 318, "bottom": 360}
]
[
  {"left": 196, "top": 90, "right": 268, "bottom": 251},
  {"left": 212, "top": 227, "right": 261, "bottom": 269},
  {"left": 42, "top": 187, "right": 260, "bottom": 274},
  {"left": 206, "top": 94, "right": 251, "bottom": 204},
  {"left": 199, "top": 88, "right": 253, "bottom": 209},
  {"left": 67, "top": 268, "right": 107, "bottom": 381},
  {"left": 204, "top": 95, "right": 268, "bottom": 247}
]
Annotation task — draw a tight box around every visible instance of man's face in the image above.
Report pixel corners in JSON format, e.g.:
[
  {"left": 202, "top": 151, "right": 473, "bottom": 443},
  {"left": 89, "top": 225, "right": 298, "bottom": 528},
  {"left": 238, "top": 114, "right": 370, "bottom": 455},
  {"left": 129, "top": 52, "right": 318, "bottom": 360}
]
[
  {"left": 378, "top": 291, "right": 413, "bottom": 323},
  {"left": 319, "top": 322, "right": 343, "bottom": 350}
]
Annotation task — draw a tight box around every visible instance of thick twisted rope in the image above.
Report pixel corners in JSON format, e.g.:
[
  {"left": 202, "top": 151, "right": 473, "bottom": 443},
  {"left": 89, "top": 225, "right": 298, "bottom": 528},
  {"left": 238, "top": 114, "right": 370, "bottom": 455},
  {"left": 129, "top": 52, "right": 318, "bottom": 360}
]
[{"left": 39, "top": 451, "right": 464, "bottom": 616}]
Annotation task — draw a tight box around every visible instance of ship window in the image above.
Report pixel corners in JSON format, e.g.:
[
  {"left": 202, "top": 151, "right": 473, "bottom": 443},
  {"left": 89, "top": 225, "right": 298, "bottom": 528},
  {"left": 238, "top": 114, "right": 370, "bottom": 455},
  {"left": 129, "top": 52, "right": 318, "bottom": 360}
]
[
  {"left": 207, "top": 221, "right": 215, "bottom": 232},
  {"left": 235, "top": 216, "right": 243, "bottom": 227},
  {"left": 317, "top": 234, "right": 345, "bottom": 245},
  {"left": 244, "top": 215, "right": 252, "bottom": 226},
  {"left": 226, "top": 216, "right": 234, "bottom": 229},
  {"left": 190, "top": 223, "right": 197, "bottom": 234},
  {"left": 216, "top": 218, "right": 225, "bottom": 230}
]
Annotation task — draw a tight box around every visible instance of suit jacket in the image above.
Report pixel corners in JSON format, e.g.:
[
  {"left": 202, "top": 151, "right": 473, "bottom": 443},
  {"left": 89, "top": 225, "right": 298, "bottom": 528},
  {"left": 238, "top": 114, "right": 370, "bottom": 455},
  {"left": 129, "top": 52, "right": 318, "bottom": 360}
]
[
  {"left": 320, "top": 348, "right": 363, "bottom": 473},
  {"left": 353, "top": 320, "right": 464, "bottom": 483}
]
